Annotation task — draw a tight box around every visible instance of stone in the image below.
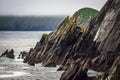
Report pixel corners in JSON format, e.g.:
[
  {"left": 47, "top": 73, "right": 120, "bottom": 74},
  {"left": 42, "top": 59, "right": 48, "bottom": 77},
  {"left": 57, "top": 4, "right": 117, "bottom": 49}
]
[
  {"left": 57, "top": 66, "right": 64, "bottom": 71},
  {"left": 60, "top": 61, "right": 88, "bottom": 80},
  {"left": 43, "top": 60, "right": 56, "bottom": 67},
  {"left": 18, "top": 51, "right": 27, "bottom": 59},
  {"left": 99, "top": 56, "right": 120, "bottom": 80},
  {"left": 28, "top": 61, "right": 35, "bottom": 66},
  {"left": 0, "top": 49, "right": 15, "bottom": 59}
]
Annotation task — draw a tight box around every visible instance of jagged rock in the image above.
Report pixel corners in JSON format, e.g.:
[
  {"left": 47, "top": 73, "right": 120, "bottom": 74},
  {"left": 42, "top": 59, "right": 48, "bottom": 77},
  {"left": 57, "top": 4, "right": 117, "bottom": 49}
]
[
  {"left": 60, "top": 61, "right": 88, "bottom": 80},
  {"left": 43, "top": 60, "right": 56, "bottom": 67},
  {"left": 21, "top": 7, "right": 99, "bottom": 66},
  {"left": 91, "top": 52, "right": 120, "bottom": 71},
  {"left": 60, "top": 0, "right": 120, "bottom": 79},
  {"left": 6, "top": 49, "right": 14, "bottom": 59},
  {"left": 90, "top": 0, "right": 120, "bottom": 72},
  {"left": 94, "top": 0, "right": 120, "bottom": 54},
  {"left": 57, "top": 66, "right": 64, "bottom": 71},
  {"left": 0, "top": 49, "right": 8, "bottom": 57},
  {"left": 83, "top": 58, "right": 92, "bottom": 69},
  {"left": 18, "top": 0, "right": 120, "bottom": 79},
  {"left": 28, "top": 61, "right": 35, "bottom": 66},
  {"left": 0, "top": 49, "right": 15, "bottom": 59},
  {"left": 19, "top": 4, "right": 90, "bottom": 63},
  {"left": 18, "top": 51, "right": 28, "bottom": 59},
  {"left": 107, "top": 56, "right": 120, "bottom": 80},
  {"left": 23, "top": 48, "right": 34, "bottom": 63},
  {"left": 99, "top": 56, "right": 120, "bottom": 80}
]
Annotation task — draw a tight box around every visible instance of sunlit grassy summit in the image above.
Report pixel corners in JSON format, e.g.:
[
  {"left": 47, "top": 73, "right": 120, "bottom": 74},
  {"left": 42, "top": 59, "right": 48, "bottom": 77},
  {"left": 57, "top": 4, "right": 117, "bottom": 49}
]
[{"left": 72, "top": 7, "right": 99, "bottom": 24}]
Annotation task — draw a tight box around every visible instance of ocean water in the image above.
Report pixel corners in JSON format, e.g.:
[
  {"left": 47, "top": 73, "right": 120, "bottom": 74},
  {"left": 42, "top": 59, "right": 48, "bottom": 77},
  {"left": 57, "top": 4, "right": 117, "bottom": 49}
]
[
  {"left": 0, "top": 31, "right": 63, "bottom": 80},
  {"left": 0, "top": 31, "right": 102, "bottom": 80},
  {"left": 0, "top": 31, "right": 51, "bottom": 53}
]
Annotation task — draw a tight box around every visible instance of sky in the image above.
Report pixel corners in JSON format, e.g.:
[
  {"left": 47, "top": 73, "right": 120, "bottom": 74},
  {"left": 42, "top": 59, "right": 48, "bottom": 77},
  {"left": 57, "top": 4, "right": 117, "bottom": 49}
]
[{"left": 0, "top": 0, "right": 107, "bottom": 16}]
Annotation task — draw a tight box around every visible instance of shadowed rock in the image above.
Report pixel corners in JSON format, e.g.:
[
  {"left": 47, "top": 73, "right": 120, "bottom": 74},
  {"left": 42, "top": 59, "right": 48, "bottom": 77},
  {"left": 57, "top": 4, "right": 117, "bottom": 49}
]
[
  {"left": 0, "top": 49, "right": 15, "bottom": 59},
  {"left": 60, "top": 61, "right": 88, "bottom": 80},
  {"left": 98, "top": 56, "right": 120, "bottom": 80},
  {"left": 18, "top": 51, "right": 28, "bottom": 59},
  {"left": 43, "top": 60, "right": 56, "bottom": 67}
]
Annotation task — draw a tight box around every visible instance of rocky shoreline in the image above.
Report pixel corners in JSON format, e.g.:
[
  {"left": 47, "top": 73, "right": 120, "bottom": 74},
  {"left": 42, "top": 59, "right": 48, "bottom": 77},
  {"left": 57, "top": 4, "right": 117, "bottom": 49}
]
[{"left": 0, "top": 0, "right": 120, "bottom": 80}]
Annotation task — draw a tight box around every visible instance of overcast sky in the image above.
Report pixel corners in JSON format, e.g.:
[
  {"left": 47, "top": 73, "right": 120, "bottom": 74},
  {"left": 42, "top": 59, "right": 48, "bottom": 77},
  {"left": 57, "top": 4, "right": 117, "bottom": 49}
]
[{"left": 0, "top": 0, "right": 107, "bottom": 16}]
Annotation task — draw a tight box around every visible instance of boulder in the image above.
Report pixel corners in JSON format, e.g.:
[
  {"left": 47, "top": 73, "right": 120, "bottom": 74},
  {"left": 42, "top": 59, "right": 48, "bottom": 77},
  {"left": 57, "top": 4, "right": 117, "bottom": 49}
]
[
  {"left": 28, "top": 61, "right": 35, "bottom": 66},
  {"left": 57, "top": 66, "right": 64, "bottom": 71}
]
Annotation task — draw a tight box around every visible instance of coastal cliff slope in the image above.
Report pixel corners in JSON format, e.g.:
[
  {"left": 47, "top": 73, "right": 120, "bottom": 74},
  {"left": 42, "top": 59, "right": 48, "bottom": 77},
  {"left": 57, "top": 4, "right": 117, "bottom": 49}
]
[{"left": 19, "top": 0, "right": 120, "bottom": 80}]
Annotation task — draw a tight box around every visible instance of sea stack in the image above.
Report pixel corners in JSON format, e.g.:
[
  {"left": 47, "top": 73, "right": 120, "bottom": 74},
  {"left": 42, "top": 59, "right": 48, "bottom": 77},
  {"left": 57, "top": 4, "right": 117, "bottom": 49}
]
[{"left": 0, "top": 49, "right": 15, "bottom": 59}]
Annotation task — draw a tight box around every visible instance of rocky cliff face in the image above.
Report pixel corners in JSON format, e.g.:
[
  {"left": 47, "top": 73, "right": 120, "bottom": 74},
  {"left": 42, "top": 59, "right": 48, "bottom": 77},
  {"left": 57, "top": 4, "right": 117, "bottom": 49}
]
[
  {"left": 20, "top": 0, "right": 120, "bottom": 80},
  {"left": 91, "top": 0, "right": 120, "bottom": 71}
]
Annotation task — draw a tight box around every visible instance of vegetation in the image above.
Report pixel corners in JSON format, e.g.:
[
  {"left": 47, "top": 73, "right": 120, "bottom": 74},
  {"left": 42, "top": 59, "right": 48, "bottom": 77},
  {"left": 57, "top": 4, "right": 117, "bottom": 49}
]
[{"left": 72, "top": 7, "right": 99, "bottom": 24}]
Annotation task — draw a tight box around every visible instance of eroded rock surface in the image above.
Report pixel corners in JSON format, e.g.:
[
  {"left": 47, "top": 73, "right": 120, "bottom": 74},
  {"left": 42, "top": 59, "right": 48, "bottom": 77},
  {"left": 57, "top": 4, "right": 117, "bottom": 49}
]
[
  {"left": 0, "top": 49, "right": 15, "bottom": 59},
  {"left": 60, "top": 61, "right": 88, "bottom": 80},
  {"left": 19, "top": 0, "right": 120, "bottom": 79}
]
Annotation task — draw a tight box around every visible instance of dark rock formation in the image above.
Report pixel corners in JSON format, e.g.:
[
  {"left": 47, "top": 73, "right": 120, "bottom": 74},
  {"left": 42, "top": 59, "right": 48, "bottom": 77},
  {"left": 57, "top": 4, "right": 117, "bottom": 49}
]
[
  {"left": 43, "top": 59, "right": 56, "bottom": 67},
  {"left": 19, "top": 0, "right": 120, "bottom": 79},
  {"left": 89, "top": 0, "right": 120, "bottom": 72},
  {"left": 22, "top": 17, "right": 83, "bottom": 66},
  {"left": 18, "top": 51, "right": 28, "bottom": 59},
  {"left": 57, "top": 66, "right": 64, "bottom": 71},
  {"left": 91, "top": 52, "right": 120, "bottom": 71},
  {"left": 98, "top": 56, "right": 120, "bottom": 80},
  {"left": 0, "top": 49, "right": 15, "bottom": 59},
  {"left": 60, "top": 61, "right": 88, "bottom": 80},
  {"left": 28, "top": 61, "right": 35, "bottom": 66}
]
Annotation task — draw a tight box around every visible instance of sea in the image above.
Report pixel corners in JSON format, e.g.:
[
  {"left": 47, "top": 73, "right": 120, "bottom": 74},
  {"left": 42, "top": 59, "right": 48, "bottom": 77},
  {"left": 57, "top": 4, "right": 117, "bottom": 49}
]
[{"left": 0, "top": 31, "right": 102, "bottom": 80}]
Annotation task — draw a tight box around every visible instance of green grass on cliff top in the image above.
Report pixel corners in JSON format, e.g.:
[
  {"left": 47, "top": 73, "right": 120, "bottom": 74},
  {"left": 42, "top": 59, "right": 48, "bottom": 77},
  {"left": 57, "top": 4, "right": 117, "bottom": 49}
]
[{"left": 72, "top": 7, "right": 99, "bottom": 24}]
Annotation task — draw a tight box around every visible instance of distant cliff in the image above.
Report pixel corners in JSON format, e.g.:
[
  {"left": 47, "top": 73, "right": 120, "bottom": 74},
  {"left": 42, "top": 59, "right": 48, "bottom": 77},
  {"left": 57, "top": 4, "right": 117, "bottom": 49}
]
[{"left": 0, "top": 16, "right": 65, "bottom": 31}]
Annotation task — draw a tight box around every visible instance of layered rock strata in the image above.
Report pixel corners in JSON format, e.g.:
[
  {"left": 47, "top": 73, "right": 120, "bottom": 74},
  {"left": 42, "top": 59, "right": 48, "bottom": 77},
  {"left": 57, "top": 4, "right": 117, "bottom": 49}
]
[{"left": 20, "top": 0, "right": 120, "bottom": 80}]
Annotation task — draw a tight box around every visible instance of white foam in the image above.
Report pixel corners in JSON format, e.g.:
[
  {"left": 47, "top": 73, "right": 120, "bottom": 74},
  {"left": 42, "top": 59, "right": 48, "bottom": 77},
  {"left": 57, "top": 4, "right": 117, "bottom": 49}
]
[
  {"left": 0, "top": 71, "right": 31, "bottom": 78},
  {"left": 0, "top": 67, "right": 6, "bottom": 69},
  {"left": 87, "top": 69, "right": 103, "bottom": 77},
  {"left": 22, "top": 67, "right": 29, "bottom": 69}
]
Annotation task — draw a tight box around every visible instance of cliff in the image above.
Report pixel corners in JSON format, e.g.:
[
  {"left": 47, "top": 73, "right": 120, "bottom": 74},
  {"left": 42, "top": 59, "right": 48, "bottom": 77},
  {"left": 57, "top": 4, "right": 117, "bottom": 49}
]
[{"left": 20, "top": 0, "right": 120, "bottom": 80}]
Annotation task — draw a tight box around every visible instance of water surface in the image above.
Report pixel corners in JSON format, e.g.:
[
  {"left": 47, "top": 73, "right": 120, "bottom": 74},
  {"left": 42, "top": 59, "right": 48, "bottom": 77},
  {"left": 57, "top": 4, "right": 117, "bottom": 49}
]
[
  {"left": 0, "top": 31, "right": 51, "bottom": 53},
  {"left": 0, "top": 31, "right": 63, "bottom": 80}
]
